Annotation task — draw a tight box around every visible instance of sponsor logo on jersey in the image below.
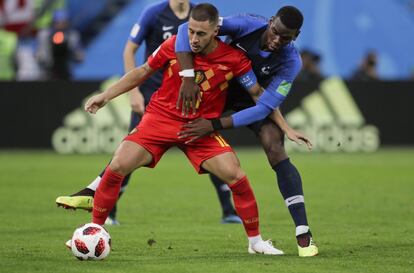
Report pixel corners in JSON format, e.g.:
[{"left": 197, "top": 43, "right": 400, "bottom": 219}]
[
  {"left": 162, "top": 25, "right": 174, "bottom": 31},
  {"left": 235, "top": 43, "right": 247, "bottom": 52},
  {"left": 284, "top": 77, "right": 380, "bottom": 153}
]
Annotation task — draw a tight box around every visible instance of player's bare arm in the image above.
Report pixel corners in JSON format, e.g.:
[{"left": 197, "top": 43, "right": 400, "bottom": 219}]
[
  {"left": 85, "top": 63, "right": 154, "bottom": 114},
  {"left": 245, "top": 83, "right": 313, "bottom": 150},
  {"left": 179, "top": 80, "right": 312, "bottom": 149},
  {"left": 175, "top": 50, "right": 200, "bottom": 116},
  {"left": 124, "top": 40, "right": 146, "bottom": 115}
]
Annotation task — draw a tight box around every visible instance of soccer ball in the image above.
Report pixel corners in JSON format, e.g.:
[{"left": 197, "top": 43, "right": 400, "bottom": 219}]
[{"left": 70, "top": 223, "right": 111, "bottom": 260}]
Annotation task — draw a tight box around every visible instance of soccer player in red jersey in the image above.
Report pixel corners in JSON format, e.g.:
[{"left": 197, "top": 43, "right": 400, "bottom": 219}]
[{"left": 81, "top": 3, "right": 282, "bottom": 255}]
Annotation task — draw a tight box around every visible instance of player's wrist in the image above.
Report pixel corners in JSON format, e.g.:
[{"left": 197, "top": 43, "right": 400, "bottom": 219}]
[
  {"left": 178, "top": 69, "right": 195, "bottom": 77},
  {"left": 211, "top": 119, "right": 223, "bottom": 131}
]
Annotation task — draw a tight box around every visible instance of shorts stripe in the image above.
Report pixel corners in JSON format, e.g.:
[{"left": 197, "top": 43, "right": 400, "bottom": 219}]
[
  {"left": 217, "top": 134, "right": 229, "bottom": 147},
  {"left": 212, "top": 133, "right": 229, "bottom": 147}
]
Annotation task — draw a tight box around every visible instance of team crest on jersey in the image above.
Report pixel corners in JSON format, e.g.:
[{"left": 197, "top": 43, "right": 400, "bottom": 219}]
[
  {"left": 194, "top": 70, "right": 206, "bottom": 85},
  {"left": 261, "top": 66, "right": 271, "bottom": 75}
]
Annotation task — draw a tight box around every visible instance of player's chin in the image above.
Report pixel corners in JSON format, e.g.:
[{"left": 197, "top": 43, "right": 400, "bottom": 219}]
[{"left": 190, "top": 45, "right": 201, "bottom": 53}]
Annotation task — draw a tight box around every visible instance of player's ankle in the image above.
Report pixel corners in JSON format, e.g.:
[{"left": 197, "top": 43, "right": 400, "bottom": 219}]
[
  {"left": 248, "top": 234, "right": 262, "bottom": 246},
  {"left": 70, "top": 188, "right": 95, "bottom": 197},
  {"left": 296, "top": 232, "right": 311, "bottom": 247}
]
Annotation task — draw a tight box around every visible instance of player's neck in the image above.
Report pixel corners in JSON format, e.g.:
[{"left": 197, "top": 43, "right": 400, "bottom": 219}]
[
  {"left": 200, "top": 39, "right": 218, "bottom": 55},
  {"left": 260, "top": 30, "right": 271, "bottom": 52},
  {"left": 170, "top": 1, "right": 190, "bottom": 19}
]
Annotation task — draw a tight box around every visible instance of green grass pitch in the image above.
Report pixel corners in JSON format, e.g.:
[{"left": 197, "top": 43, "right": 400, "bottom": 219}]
[{"left": 1, "top": 148, "right": 413, "bottom": 273}]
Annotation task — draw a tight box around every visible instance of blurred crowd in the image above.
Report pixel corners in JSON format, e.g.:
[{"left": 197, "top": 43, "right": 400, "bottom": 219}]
[
  {"left": 1, "top": 0, "right": 413, "bottom": 82},
  {"left": 0, "top": 0, "right": 83, "bottom": 81},
  {"left": 296, "top": 48, "right": 398, "bottom": 82}
]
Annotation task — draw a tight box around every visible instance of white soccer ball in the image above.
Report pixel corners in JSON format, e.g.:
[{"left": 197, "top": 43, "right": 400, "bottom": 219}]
[{"left": 70, "top": 223, "right": 111, "bottom": 260}]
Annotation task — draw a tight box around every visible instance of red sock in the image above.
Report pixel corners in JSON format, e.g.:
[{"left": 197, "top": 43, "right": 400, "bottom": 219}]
[
  {"left": 229, "top": 176, "right": 260, "bottom": 237},
  {"left": 92, "top": 167, "right": 125, "bottom": 225}
]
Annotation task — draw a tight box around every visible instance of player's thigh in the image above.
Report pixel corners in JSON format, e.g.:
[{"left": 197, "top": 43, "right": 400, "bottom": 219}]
[
  {"left": 256, "top": 119, "right": 288, "bottom": 166},
  {"left": 109, "top": 140, "right": 153, "bottom": 176},
  {"left": 202, "top": 152, "right": 245, "bottom": 184}
]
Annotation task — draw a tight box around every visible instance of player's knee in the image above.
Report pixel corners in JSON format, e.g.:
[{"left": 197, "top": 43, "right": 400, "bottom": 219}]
[
  {"left": 224, "top": 167, "right": 246, "bottom": 185},
  {"left": 263, "top": 141, "right": 288, "bottom": 166},
  {"left": 108, "top": 158, "right": 132, "bottom": 176}
]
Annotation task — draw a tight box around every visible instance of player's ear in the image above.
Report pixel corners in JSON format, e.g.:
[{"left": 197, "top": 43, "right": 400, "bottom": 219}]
[
  {"left": 293, "top": 30, "right": 301, "bottom": 40},
  {"left": 214, "top": 25, "right": 219, "bottom": 36}
]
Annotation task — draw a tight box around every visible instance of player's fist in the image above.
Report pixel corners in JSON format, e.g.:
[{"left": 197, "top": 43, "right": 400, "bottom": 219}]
[{"left": 84, "top": 93, "right": 108, "bottom": 114}]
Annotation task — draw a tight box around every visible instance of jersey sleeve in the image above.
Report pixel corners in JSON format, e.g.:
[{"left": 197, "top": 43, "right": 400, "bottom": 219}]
[
  {"left": 147, "top": 36, "right": 176, "bottom": 70},
  {"left": 128, "top": 2, "right": 165, "bottom": 45},
  {"left": 175, "top": 22, "right": 191, "bottom": 52},
  {"left": 233, "top": 52, "right": 252, "bottom": 76},
  {"left": 231, "top": 55, "right": 302, "bottom": 128},
  {"left": 259, "top": 56, "right": 302, "bottom": 109},
  {"left": 219, "top": 14, "right": 268, "bottom": 39}
]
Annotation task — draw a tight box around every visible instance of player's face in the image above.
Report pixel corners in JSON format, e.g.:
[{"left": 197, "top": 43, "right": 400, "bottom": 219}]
[
  {"left": 264, "top": 16, "right": 299, "bottom": 51},
  {"left": 188, "top": 18, "right": 218, "bottom": 54}
]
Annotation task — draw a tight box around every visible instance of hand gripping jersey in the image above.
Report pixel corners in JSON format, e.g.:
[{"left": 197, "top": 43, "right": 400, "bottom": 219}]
[
  {"left": 175, "top": 14, "right": 302, "bottom": 127},
  {"left": 146, "top": 36, "right": 252, "bottom": 121}
]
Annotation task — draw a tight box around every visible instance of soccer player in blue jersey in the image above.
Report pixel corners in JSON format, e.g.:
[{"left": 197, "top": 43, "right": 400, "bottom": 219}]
[
  {"left": 55, "top": 0, "right": 242, "bottom": 225},
  {"left": 175, "top": 6, "right": 318, "bottom": 257}
]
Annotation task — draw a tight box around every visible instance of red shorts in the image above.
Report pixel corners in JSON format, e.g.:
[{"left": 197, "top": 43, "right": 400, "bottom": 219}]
[{"left": 124, "top": 112, "right": 234, "bottom": 173}]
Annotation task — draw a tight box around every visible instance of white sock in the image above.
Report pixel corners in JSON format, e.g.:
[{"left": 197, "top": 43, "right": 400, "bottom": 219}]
[
  {"left": 86, "top": 176, "right": 102, "bottom": 191},
  {"left": 248, "top": 234, "right": 262, "bottom": 246},
  {"left": 296, "top": 225, "right": 310, "bottom": 236}
]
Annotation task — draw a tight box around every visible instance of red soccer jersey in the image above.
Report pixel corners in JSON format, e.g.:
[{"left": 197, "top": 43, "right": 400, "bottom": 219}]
[{"left": 146, "top": 36, "right": 252, "bottom": 121}]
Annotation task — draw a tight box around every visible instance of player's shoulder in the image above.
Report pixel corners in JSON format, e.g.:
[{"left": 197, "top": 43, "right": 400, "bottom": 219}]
[
  {"left": 280, "top": 43, "right": 302, "bottom": 70},
  {"left": 141, "top": 0, "right": 169, "bottom": 17},
  {"left": 218, "top": 39, "right": 246, "bottom": 56},
  {"left": 226, "top": 13, "right": 268, "bottom": 28}
]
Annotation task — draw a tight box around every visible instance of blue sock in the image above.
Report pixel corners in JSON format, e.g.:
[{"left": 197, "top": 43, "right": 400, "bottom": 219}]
[{"left": 273, "top": 158, "right": 309, "bottom": 236}]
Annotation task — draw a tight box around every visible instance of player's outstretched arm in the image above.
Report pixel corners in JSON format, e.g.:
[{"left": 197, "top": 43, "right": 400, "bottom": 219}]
[
  {"left": 124, "top": 40, "right": 145, "bottom": 116},
  {"left": 245, "top": 86, "right": 313, "bottom": 150},
  {"left": 85, "top": 63, "right": 154, "bottom": 114},
  {"left": 269, "top": 109, "right": 313, "bottom": 150}
]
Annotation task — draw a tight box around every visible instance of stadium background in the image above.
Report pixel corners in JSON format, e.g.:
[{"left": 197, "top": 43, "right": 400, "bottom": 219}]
[
  {"left": 1, "top": 0, "right": 414, "bottom": 151},
  {"left": 1, "top": 1, "right": 414, "bottom": 272}
]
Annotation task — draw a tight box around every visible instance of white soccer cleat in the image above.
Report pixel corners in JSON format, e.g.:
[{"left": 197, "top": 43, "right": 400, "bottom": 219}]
[{"left": 248, "top": 239, "right": 284, "bottom": 255}]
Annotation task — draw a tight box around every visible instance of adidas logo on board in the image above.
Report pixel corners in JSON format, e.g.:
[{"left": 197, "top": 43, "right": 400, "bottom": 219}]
[{"left": 285, "top": 77, "right": 380, "bottom": 152}]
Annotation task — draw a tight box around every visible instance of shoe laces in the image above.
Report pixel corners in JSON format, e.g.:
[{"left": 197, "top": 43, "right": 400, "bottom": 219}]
[{"left": 261, "top": 239, "right": 276, "bottom": 249}]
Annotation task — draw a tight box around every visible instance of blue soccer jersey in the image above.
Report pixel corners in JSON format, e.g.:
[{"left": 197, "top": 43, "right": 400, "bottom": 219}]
[
  {"left": 176, "top": 14, "right": 302, "bottom": 127},
  {"left": 129, "top": 0, "right": 193, "bottom": 102}
]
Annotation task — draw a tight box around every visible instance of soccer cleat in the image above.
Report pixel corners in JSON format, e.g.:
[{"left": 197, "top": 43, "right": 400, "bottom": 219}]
[
  {"left": 105, "top": 216, "right": 120, "bottom": 226},
  {"left": 248, "top": 240, "right": 284, "bottom": 255},
  {"left": 221, "top": 214, "right": 242, "bottom": 224},
  {"left": 65, "top": 239, "right": 71, "bottom": 249},
  {"left": 56, "top": 196, "right": 93, "bottom": 211},
  {"left": 298, "top": 237, "right": 318, "bottom": 257}
]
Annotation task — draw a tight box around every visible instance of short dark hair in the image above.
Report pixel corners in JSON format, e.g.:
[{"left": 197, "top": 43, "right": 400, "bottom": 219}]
[
  {"left": 190, "top": 3, "right": 219, "bottom": 25},
  {"left": 276, "top": 6, "right": 303, "bottom": 30}
]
